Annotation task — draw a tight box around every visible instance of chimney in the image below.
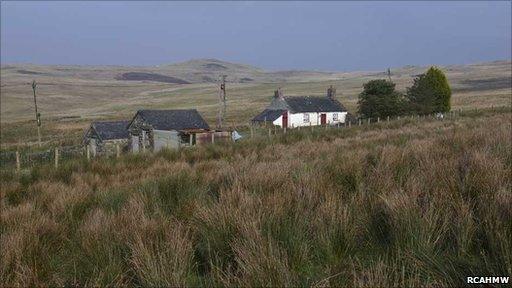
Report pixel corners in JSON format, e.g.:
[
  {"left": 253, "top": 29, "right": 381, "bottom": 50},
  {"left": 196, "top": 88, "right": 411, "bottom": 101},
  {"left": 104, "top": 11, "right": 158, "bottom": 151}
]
[
  {"left": 327, "top": 85, "right": 336, "bottom": 100},
  {"left": 274, "top": 88, "right": 284, "bottom": 99}
]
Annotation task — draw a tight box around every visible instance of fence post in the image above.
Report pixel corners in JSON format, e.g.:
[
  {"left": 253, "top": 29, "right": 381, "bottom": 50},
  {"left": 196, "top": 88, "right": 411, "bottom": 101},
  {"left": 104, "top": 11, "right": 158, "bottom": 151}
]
[
  {"left": 367, "top": 118, "right": 370, "bottom": 125},
  {"left": 211, "top": 132, "right": 215, "bottom": 144},
  {"left": 250, "top": 125, "right": 254, "bottom": 138},
  {"left": 358, "top": 119, "right": 361, "bottom": 126},
  {"left": 86, "top": 146, "right": 90, "bottom": 161},
  {"left": 387, "top": 116, "right": 390, "bottom": 122},
  {"left": 54, "top": 147, "right": 59, "bottom": 169},
  {"left": 377, "top": 117, "right": 380, "bottom": 123},
  {"left": 268, "top": 128, "right": 271, "bottom": 137},
  {"left": 16, "top": 151, "right": 20, "bottom": 173},
  {"left": 116, "top": 144, "right": 120, "bottom": 158},
  {"left": 398, "top": 116, "right": 400, "bottom": 120}
]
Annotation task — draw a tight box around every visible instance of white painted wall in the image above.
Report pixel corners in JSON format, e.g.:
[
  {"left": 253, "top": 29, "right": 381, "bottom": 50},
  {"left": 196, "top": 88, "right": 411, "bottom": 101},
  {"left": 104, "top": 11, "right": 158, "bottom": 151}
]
[{"left": 272, "top": 111, "right": 347, "bottom": 127}]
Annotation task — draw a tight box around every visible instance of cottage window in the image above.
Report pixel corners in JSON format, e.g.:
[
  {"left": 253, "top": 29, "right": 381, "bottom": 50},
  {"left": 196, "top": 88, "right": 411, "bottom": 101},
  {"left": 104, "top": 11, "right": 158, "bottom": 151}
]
[
  {"left": 333, "top": 113, "right": 338, "bottom": 121},
  {"left": 303, "top": 113, "right": 310, "bottom": 123}
]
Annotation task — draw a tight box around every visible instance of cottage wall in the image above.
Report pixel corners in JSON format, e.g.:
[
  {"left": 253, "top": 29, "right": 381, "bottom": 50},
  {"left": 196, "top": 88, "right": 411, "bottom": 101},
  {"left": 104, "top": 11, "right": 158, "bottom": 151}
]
[
  {"left": 272, "top": 111, "right": 347, "bottom": 127},
  {"left": 153, "top": 130, "right": 180, "bottom": 151},
  {"left": 128, "top": 114, "right": 155, "bottom": 152},
  {"left": 103, "top": 139, "right": 129, "bottom": 155}
]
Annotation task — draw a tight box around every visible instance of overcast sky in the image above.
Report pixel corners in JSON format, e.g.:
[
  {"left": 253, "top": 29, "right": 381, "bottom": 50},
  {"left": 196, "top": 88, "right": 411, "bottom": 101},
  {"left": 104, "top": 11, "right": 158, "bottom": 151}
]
[{"left": 1, "top": 1, "right": 510, "bottom": 71}]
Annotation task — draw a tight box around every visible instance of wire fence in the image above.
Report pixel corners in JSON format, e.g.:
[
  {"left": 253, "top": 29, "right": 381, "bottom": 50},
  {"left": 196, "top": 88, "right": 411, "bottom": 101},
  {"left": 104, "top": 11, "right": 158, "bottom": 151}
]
[{"left": 1, "top": 106, "right": 508, "bottom": 172}]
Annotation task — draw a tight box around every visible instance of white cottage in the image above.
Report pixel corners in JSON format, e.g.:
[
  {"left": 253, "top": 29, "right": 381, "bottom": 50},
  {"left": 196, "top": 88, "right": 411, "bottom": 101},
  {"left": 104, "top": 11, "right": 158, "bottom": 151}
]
[{"left": 252, "top": 86, "right": 352, "bottom": 128}]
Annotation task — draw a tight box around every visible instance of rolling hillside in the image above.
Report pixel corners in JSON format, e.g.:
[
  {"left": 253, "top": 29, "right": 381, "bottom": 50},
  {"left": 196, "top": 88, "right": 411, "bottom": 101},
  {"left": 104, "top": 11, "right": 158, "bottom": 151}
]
[{"left": 0, "top": 59, "right": 510, "bottom": 145}]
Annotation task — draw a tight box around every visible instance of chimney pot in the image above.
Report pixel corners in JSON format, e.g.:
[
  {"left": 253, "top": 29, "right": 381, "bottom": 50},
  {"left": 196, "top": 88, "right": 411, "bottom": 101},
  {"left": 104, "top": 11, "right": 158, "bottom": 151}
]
[
  {"left": 327, "top": 85, "right": 336, "bottom": 99},
  {"left": 274, "top": 88, "right": 284, "bottom": 99}
]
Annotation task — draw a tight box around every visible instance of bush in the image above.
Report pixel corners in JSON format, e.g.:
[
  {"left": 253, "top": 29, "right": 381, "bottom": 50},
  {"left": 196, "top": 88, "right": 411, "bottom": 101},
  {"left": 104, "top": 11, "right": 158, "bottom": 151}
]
[
  {"left": 407, "top": 66, "right": 452, "bottom": 114},
  {"left": 358, "top": 79, "right": 405, "bottom": 118}
]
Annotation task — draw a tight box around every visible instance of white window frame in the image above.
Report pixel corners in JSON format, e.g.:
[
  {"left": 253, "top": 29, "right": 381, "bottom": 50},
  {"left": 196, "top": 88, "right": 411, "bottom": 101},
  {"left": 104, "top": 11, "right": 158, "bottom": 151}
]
[
  {"left": 303, "top": 113, "right": 310, "bottom": 123},
  {"left": 333, "top": 113, "right": 338, "bottom": 121}
]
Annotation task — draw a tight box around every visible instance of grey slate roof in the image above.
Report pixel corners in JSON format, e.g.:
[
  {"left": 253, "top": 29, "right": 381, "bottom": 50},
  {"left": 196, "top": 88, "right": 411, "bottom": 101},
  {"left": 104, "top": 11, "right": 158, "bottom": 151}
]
[
  {"left": 252, "top": 109, "right": 286, "bottom": 122},
  {"left": 284, "top": 96, "right": 347, "bottom": 113},
  {"left": 91, "top": 120, "right": 130, "bottom": 140},
  {"left": 136, "top": 109, "right": 210, "bottom": 131}
]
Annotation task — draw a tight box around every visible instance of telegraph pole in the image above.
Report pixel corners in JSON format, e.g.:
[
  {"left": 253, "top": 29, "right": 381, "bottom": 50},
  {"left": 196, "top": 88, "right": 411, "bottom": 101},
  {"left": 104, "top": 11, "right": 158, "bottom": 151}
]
[
  {"left": 216, "top": 75, "right": 227, "bottom": 129},
  {"left": 32, "top": 80, "right": 42, "bottom": 147}
]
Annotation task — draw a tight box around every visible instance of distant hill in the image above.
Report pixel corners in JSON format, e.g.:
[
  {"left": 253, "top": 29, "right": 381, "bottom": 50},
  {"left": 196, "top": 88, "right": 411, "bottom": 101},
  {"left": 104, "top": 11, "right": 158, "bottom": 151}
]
[
  {"left": 0, "top": 58, "right": 341, "bottom": 84},
  {"left": 1, "top": 59, "right": 510, "bottom": 123}
]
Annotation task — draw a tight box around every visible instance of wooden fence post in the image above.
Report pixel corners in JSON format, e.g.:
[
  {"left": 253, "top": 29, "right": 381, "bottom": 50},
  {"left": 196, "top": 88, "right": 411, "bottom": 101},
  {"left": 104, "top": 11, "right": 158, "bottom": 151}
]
[
  {"left": 358, "top": 119, "right": 361, "bottom": 126},
  {"left": 377, "top": 117, "right": 380, "bottom": 123},
  {"left": 250, "top": 125, "right": 254, "bottom": 138},
  {"left": 86, "top": 146, "right": 90, "bottom": 161},
  {"left": 16, "top": 151, "right": 20, "bottom": 173},
  {"left": 268, "top": 128, "right": 271, "bottom": 137},
  {"left": 116, "top": 144, "right": 120, "bottom": 158},
  {"left": 211, "top": 132, "right": 215, "bottom": 144},
  {"left": 387, "top": 116, "right": 390, "bottom": 122},
  {"left": 54, "top": 147, "right": 59, "bottom": 169},
  {"left": 348, "top": 121, "right": 351, "bottom": 127},
  {"left": 367, "top": 118, "right": 370, "bottom": 125}
]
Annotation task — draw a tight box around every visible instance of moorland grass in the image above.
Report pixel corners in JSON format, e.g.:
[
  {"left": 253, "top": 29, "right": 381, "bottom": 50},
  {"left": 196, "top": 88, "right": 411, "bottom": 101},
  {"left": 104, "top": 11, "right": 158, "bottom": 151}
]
[{"left": 0, "top": 109, "right": 510, "bottom": 286}]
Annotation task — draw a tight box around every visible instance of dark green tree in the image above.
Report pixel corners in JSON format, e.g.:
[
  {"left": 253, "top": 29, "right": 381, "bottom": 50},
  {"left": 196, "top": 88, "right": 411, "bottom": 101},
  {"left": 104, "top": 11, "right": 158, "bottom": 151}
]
[
  {"left": 358, "top": 79, "right": 404, "bottom": 119},
  {"left": 406, "top": 66, "right": 451, "bottom": 114}
]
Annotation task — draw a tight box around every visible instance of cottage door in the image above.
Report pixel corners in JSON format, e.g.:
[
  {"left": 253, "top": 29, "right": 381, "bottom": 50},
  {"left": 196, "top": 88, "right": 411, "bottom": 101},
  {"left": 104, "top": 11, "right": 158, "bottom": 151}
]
[
  {"left": 320, "top": 114, "right": 327, "bottom": 125},
  {"left": 282, "top": 111, "right": 288, "bottom": 128}
]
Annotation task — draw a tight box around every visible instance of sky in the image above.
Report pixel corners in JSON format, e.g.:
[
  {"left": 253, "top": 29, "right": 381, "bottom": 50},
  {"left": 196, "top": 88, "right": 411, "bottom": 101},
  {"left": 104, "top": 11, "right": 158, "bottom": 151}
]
[{"left": 1, "top": 1, "right": 511, "bottom": 71}]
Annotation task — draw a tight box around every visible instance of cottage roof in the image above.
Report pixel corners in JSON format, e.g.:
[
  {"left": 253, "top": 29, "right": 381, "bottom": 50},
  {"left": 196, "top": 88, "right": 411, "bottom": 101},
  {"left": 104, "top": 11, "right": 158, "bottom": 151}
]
[
  {"left": 283, "top": 96, "right": 348, "bottom": 113},
  {"left": 90, "top": 120, "right": 130, "bottom": 141},
  {"left": 135, "top": 109, "right": 210, "bottom": 131},
  {"left": 252, "top": 109, "right": 286, "bottom": 122}
]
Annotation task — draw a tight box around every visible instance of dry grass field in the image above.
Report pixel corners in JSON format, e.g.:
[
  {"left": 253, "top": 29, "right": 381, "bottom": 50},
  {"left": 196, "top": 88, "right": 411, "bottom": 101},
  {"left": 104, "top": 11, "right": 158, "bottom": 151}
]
[
  {"left": 0, "top": 59, "right": 511, "bottom": 286},
  {"left": 1, "top": 59, "right": 510, "bottom": 147},
  {"left": 0, "top": 108, "right": 510, "bottom": 286}
]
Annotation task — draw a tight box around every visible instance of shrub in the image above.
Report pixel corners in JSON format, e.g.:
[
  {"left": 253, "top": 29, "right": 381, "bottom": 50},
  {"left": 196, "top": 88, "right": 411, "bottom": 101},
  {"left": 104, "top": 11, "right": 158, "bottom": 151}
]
[
  {"left": 358, "top": 79, "right": 405, "bottom": 118},
  {"left": 407, "top": 66, "right": 452, "bottom": 114}
]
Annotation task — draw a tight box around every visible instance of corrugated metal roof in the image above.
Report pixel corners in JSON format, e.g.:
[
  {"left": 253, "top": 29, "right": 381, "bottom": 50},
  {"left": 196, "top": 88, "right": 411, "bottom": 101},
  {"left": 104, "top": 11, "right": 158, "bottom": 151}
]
[
  {"left": 91, "top": 120, "right": 130, "bottom": 140},
  {"left": 252, "top": 109, "right": 286, "bottom": 122},
  {"left": 284, "top": 96, "right": 347, "bottom": 113},
  {"left": 137, "top": 109, "right": 210, "bottom": 131}
]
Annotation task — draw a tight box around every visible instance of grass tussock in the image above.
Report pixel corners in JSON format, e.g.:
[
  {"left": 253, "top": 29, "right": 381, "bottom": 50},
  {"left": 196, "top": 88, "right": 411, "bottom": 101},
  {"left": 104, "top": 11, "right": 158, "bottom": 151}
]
[{"left": 0, "top": 111, "right": 511, "bottom": 287}]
